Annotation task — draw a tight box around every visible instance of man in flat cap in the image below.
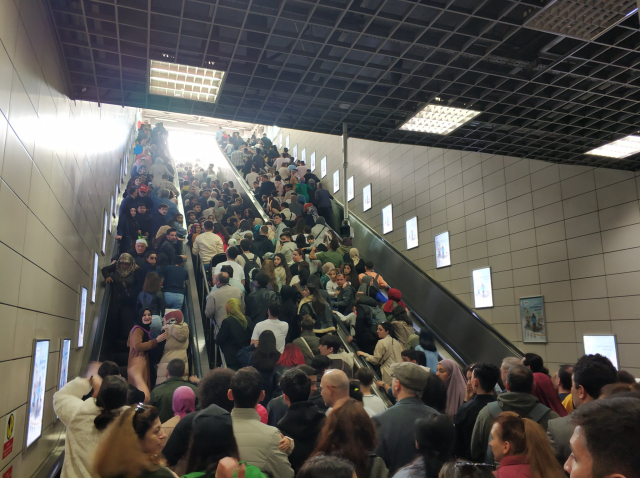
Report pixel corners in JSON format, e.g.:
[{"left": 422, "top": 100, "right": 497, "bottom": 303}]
[{"left": 372, "top": 362, "right": 440, "bottom": 474}]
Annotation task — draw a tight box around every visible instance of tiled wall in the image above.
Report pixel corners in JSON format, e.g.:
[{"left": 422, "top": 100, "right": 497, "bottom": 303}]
[
  {"left": 278, "top": 128, "right": 640, "bottom": 377},
  {"left": 0, "top": 1, "right": 135, "bottom": 477}
]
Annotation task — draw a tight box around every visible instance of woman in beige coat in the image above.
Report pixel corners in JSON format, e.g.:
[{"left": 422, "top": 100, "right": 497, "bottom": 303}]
[
  {"left": 156, "top": 309, "right": 189, "bottom": 385},
  {"left": 357, "top": 322, "right": 403, "bottom": 384}
]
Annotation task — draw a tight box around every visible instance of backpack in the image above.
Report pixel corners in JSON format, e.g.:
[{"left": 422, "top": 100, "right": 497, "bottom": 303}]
[
  {"left": 484, "top": 401, "right": 550, "bottom": 462},
  {"left": 369, "top": 272, "right": 381, "bottom": 291},
  {"left": 240, "top": 253, "right": 260, "bottom": 293}
]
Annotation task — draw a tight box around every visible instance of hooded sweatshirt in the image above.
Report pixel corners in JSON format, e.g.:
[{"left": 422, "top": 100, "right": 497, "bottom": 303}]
[
  {"left": 277, "top": 401, "right": 325, "bottom": 472},
  {"left": 470, "top": 392, "right": 559, "bottom": 462}
]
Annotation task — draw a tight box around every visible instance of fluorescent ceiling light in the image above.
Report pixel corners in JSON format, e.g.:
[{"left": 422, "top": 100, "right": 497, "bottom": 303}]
[
  {"left": 187, "top": 122, "right": 209, "bottom": 127},
  {"left": 149, "top": 60, "right": 224, "bottom": 103},
  {"left": 586, "top": 135, "right": 640, "bottom": 159},
  {"left": 158, "top": 118, "right": 178, "bottom": 122},
  {"left": 399, "top": 104, "right": 481, "bottom": 135}
]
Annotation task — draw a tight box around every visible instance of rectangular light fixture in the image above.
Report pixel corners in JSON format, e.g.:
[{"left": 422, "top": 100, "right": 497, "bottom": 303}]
[
  {"left": 399, "top": 104, "right": 481, "bottom": 135},
  {"left": 149, "top": 60, "right": 224, "bottom": 103},
  {"left": 187, "top": 122, "right": 210, "bottom": 127},
  {"left": 586, "top": 135, "right": 640, "bottom": 159}
]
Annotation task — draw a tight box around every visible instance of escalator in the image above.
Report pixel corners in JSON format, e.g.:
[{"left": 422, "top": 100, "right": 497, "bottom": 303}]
[{"left": 211, "top": 141, "right": 522, "bottom": 369}]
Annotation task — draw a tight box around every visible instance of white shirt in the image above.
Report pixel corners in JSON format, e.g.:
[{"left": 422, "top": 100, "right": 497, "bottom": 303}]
[
  {"left": 252, "top": 319, "right": 289, "bottom": 353},
  {"left": 274, "top": 157, "right": 289, "bottom": 169},
  {"left": 214, "top": 260, "right": 246, "bottom": 282},
  {"left": 236, "top": 251, "right": 261, "bottom": 269},
  {"left": 246, "top": 172, "right": 259, "bottom": 185},
  {"left": 362, "top": 394, "right": 386, "bottom": 415},
  {"left": 192, "top": 231, "right": 225, "bottom": 263}
]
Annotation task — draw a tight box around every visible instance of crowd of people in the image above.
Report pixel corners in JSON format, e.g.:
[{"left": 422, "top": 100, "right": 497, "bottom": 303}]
[{"left": 51, "top": 123, "right": 640, "bottom": 478}]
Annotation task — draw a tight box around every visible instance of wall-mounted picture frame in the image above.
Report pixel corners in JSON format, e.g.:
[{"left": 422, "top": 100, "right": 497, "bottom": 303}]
[
  {"left": 310, "top": 151, "right": 316, "bottom": 171},
  {"left": 520, "top": 296, "right": 547, "bottom": 343},
  {"left": 26, "top": 339, "right": 50, "bottom": 448},
  {"left": 91, "top": 252, "right": 99, "bottom": 303},
  {"left": 583, "top": 335, "right": 619, "bottom": 370},
  {"left": 333, "top": 170, "right": 340, "bottom": 193},
  {"left": 434, "top": 231, "right": 451, "bottom": 268},
  {"left": 472, "top": 267, "right": 493, "bottom": 308},
  {"left": 301, "top": 148, "right": 306, "bottom": 164},
  {"left": 101, "top": 210, "right": 109, "bottom": 255},
  {"left": 363, "top": 184, "right": 372, "bottom": 211},
  {"left": 293, "top": 144, "right": 298, "bottom": 159},
  {"left": 286, "top": 135, "right": 290, "bottom": 149},
  {"left": 382, "top": 204, "right": 393, "bottom": 234},
  {"left": 321, "top": 156, "right": 327, "bottom": 178},
  {"left": 347, "top": 176, "right": 354, "bottom": 201},
  {"left": 406, "top": 217, "right": 419, "bottom": 250},
  {"left": 58, "top": 338, "right": 71, "bottom": 391},
  {"left": 78, "top": 286, "right": 88, "bottom": 348}
]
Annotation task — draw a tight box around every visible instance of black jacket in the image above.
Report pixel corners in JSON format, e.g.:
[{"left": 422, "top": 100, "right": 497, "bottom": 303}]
[
  {"left": 216, "top": 316, "right": 250, "bottom": 370},
  {"left": 353, "top": 296, "right": 380, "bottom": 355},
  {"left": 333, "top": 284, "right": 356, "bottom": 313},
  {"left": 257, "top": 181, "right": 276, "bottom": 198},
  {"left": 277, "top": 402, "right": 325, "bottom": 472},
  {"left": 250, "top": 235, "right": 275, "bottom": 260},
  {"left": 245, "top": 287, "right": 278, "bottom": 327},
  {"left": 453, "top": 394, "right": 497, "bottom": 460}
]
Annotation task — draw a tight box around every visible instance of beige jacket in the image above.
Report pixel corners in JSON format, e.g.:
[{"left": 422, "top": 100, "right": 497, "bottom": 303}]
[
  {"left": 231, "top": 408, "right": 294, "bottom": 478},
  {"left": 156, "top": 321, "right": 189, "bottom": 384}
]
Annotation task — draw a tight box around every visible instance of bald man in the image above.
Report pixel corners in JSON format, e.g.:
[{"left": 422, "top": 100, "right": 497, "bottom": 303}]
[{"left": 320, "top": 369, "right": 349, "bottom": 412}]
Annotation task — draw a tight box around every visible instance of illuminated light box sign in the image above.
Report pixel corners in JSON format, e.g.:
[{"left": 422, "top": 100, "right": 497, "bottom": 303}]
[
  {"left": 472, "top": 267, "right": 493, "bottom": 308},
  {"left": 301, "top": 148, "right": 306, "bottom": 164},
  {"left": 310, "top": 151, "right": 316, "bottom": 171},
  {"left": 363, "top": 184, "right": 372, "bottom": 211},
  {"left": 583, "top": 335, "right": 619, "bottom": 370},
  {"left": 58, "top": 339, "right": 71, "bottom": 391},
  {"left": 382, "top": 204, "right": 393, "bottom": 234},
  {"left": 406, "top": 217, "right": 418, "bottom": 249},
  {"left": 91, "top": 252, "right": 99, "bottom": 303},
  {"left": 321, "top": 157, "right": 327, "bottom": 178},
  {"left": 78, "top": 287, "right": 88, "bottom": 348},
  {"left": 347, "top": 176, "right": 354, "bottom": 201},
  {"left": 286, "top": 135, "right": 290, "bottom": 149},
  {"left": 434, "top": 231, "right": 451, "bottom": 268},
  {"left": 26, "top": 340, "right": 50, "bottom": 448},
  {"left": 101, "top": 210, "right": 108, "bottom": 255},
  {"left": 293, "top": 144, "right": 298, "bottom": 159},
  {"left": 333, "top": 170, "right": 340, "bottom": 193}
]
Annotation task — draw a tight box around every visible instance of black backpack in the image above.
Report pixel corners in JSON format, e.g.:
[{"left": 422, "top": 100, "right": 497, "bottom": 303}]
[{"left": 240, "top": 253, "right": 260, "bottom": 292}]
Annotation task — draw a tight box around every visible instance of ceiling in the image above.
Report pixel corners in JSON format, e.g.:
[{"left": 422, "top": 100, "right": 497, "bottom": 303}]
[
  {"left": 141, "top": 108, "right": 262, "bottom": 136},
  {"left": 47, "top": 0, "right": 640, "bottom": 169}
]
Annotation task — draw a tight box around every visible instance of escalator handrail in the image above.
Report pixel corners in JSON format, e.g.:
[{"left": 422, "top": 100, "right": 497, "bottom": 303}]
[
  {"left": 332, "top": 197, "right": 523, "bottom": 359},
  {"left": 200, "top": 259, "right": 227, "bottom": 369}
]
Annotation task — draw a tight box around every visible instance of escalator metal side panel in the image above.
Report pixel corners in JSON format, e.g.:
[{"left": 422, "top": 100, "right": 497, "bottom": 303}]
[{"left": 332, "top": 199, "right": 523, "bottom": 366}]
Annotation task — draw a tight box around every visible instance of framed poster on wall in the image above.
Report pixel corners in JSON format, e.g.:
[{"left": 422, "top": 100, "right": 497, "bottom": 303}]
[
  {"left": 109, "top": 196, "right": 114, "bottom": 233},
  {"left": 333, "top": 170, "right": 340, "bottom": 193},
  {"left": 406, "top": 217, "right": 419, "bottom": 249},
  {"left": 26, "top": 339, "right": 50, "bottom": 448},
  {"left": 472, "top": 267, "right": 493, "bottom": 308},
  {"left": 382, "top": 204, "right": 393, "bottom": 234},
  {"left": 347, "top": 176, "right": 354, "bottom": 201},
  {"left": 78, "top": 287, "right": 88, "bottom": 348},
  {"left": 321, "top": 157, "right": 327, "bottom": 178},
  {"left": 301, "top": 148, "right": 306, "bottom": 164},
  {"left": 434, "top": 231, "right": 451, "bottom": 268},
  {"left": 101, "top": 210, "right": 108, "bottom": 255},
  {"left": 286, "top": 135, "right": 290, "bottom": 149},
  {"left": 584, "top": 335, "right": 619, "bottom": 370},
  {"left": 520, "top": 296, "right": 547, "bottom": 343},
  {"left": 293, "top": 144, "right": 298, "bottom": 159},
  {"left": 58, "top": 339, "right": 71, "bottom": 391},
  {"left": 310, "top": 151, "right": 316, "bottom": 171},
  {"left": 91, "top": 252, "right": 99, "bottom": 303},
  {"left": 363, "top": 184, "right": 372, "bottom": 211}
]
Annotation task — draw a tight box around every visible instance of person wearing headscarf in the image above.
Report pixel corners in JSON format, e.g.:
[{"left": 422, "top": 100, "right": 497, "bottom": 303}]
[
  {"left": 437, "top": 359, "right": 467, "bottom": 418},
  {"left": 358, "top": 274, "right": 378, "bottom": 300},
  {"left": 160, "top": 386, "right": 196, "bottom": 442},
  {"left": 319, "top": 262, "right": 335, "bottom": 289},
  {"left": 102, "top": 253, "right": 146, "bottom": 337},
  {"left": 156, "top": 310, "right": 190, "bottom": 385},
  {"left": 532, "top": 373, "right": 568, "bottom": 417},
  {"left": 303, "top": 204, "right": 319, "bottom": 226},
  {"left": 127, "top": 309, "right": 167, "bottom": 403},
  {"left": 116, "top": 206, "right": 140, "bottom": 254},
  {"left": 216, "top": 298, "right": 250, "bottom": 370},
  {"left": 383, "top": 288, "right": 407, "bottom": 317},
  {"left": 349, "top": 247, "right": 365, "bottom": 274}
]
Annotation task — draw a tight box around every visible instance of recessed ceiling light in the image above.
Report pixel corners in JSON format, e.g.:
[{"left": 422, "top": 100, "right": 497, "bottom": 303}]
[
  {"left": 338, "top": 103, "right": 350, "bottom": 109},
  {"left": 149, "top": 60, "right": 224, "bottom": 103},
  {"left": 399, "top": 104, "right": 482, "bottom": 135},
  {"left": 586, "top": 135, "right": 640, "bottom": 159}
]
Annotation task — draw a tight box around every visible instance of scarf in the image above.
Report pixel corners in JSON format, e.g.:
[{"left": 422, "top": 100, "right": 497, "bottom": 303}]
[
  {"left": 440, "top": 359, "right": 467, "bottom": 418},
  {"left": 172, "top": 386, "right": 196, "bottom": 419},
  {"left": 226, "top": 298, "right": 248, "bottom": 329},
  {"left": 349, "top": 247, "right": 362, "bottom": 266},
  {"left": 383, "top": 288, "right": 406, "bottom": 314},
  {"left": 116, "top": 253, "right": 137, "bottom": 281}
]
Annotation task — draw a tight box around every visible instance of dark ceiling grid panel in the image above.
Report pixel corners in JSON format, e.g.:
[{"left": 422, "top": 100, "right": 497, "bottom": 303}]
[{"left": 46, "top": 0, "right": 640, "bottom": 169}]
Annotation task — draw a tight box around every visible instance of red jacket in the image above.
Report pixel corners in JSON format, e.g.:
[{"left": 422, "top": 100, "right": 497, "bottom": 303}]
[{"left": 494, "top": 455, "right": 535, "bottom": 478}]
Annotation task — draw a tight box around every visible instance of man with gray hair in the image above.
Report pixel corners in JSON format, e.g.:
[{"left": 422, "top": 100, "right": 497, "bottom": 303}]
[
  {"left": 372, "top": 362, "right": 438, "bottom": 474},
  {"left": 205, "top": 271, "right": 245, "bottom": 327},
  {"left": 500, "top": 357, "right": 522, "bottom": 392}
]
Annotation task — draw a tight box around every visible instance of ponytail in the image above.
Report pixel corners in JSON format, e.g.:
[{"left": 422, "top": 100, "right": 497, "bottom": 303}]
[
  {"left": 93, "top": 376, "right": 129, "bottom": 431},
  {"left": 522, "top": 418, "right": 566, "bottom": 478}
]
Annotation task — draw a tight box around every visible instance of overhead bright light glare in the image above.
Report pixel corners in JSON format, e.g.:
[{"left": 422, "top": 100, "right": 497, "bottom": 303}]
[
  {"left": 399, "top": 104, "right": 482, "bottom": 135},
  {"left": 187, "top": 122, "right": 209, "bottom": 127},
  {"left": 149, "top": 60, "right": 224, "bottom": 103},
  {"left": 586, "top": 135, "right": 640, "bottom": 159}
]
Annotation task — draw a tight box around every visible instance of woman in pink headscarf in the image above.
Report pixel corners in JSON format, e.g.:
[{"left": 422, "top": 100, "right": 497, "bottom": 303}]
[
  {"left": 437, "top": 359, "right": 468, "bottom": 418},
  {"left": 160, "top": 386, "right": 196, "bottom": 442}
]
